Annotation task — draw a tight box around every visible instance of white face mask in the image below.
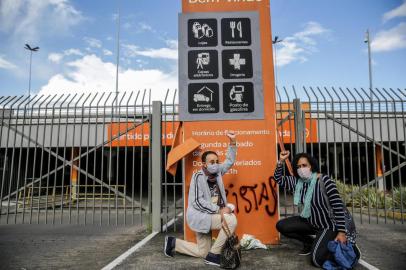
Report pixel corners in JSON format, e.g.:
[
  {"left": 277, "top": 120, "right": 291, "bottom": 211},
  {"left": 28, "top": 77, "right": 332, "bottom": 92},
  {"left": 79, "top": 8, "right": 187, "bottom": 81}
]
[
  {"left": 297, "top": 167, "right": 312, "bottom": 179},
  {"left": 206, "top": 163, "right": 220, "bottom": 174}
]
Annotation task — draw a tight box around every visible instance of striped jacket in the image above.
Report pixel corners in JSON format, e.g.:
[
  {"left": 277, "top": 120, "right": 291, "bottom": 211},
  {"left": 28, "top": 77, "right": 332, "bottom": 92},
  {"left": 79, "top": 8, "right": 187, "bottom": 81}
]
[
  {"left": 186, "top": 145, "right": 236, "bottom": 233},
  {"left": 274, "top": 163, "right": 346, "bottom": 232}
]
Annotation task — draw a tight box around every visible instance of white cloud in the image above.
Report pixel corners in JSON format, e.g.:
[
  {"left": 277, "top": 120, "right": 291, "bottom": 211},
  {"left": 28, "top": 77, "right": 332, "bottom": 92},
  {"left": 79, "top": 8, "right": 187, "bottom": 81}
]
[
  {"left": 383, "top": 1, "right": 406, "bottom": 22},
  {"left": 38, "top": 54, "right": 177, "bottom": 101},
  {"left": 0, "top": 0, "right": 83, "bottom": 41},
  {"left": 139, "top": 22, "right": 153, "bottom": 32},
  {"left": 274, "top": 21, "right": 329, "bottom": 67},
  {"left": 48, "top": 53, "right": 63, "bottom": 63},
  {"left": 371, "top": 22, "right": 406, "bottom": 52},
  {"left": 48, "top": 48, "right": 83, "bottom": 63},
  {"left": 84, "top": 37, "right": 102, "bottom": 48},
  {"left": 64, "top": 48, "right": 83, "bottom": 56},
  {"left": 103, "top": 49, "right": 113, "bottom": 56},
  {"left": 0, "top": 55, "right": 17, "bottom": 70},
  {"left": 123, "top": 43, "right": 178, "bottom": 60}
]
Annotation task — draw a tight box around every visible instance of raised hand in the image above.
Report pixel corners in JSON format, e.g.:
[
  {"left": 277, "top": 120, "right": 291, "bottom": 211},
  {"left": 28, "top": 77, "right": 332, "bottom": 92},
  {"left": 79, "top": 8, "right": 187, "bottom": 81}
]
[{"left": 279, "top": 150, "right": 290, "bottom": 161}]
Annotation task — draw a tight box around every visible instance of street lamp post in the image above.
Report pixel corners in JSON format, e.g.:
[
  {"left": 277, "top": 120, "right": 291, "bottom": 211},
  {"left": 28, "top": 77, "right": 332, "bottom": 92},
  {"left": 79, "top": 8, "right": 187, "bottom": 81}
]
[
  {"left": 24, "top": 44, "right": 39, "bottom": 97},
  {"left": 364, "top": 29, "right": 373, "bottom": 99},
  {"left": 272, "top": 36, "right": 283, "bottom": 87}
]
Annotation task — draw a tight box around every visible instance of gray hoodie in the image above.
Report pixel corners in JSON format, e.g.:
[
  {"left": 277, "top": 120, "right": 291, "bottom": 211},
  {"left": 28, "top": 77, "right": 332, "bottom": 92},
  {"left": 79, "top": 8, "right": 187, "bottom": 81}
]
[{"left": 186, "top": 145, "right": 237, "bottom": 233}]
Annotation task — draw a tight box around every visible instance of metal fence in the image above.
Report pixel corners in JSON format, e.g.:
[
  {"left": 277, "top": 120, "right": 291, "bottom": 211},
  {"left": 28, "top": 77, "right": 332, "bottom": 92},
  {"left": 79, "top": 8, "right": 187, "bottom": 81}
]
[
  {"left": 0, "top": 90, "right": 181, "bottom": 228},
  {"left": 276, "top": 87, "right": 406, "bottom": 224},
  {"left": 0, "top": 87, "right": 405, "bottom": 230}
]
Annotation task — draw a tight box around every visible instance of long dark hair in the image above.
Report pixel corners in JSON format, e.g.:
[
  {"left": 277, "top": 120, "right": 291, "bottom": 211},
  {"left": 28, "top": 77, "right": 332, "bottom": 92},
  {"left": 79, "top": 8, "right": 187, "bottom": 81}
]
[{"left": 292, "top": 153, "right": 319, "bottom": 178}]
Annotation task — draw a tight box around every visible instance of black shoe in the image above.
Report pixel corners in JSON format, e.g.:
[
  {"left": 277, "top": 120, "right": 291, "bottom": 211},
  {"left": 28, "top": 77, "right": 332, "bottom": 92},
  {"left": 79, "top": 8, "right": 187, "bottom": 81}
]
[
  {"left": 164, "top": 236, "right": 175, "bottom": 257},
  {"left": 298, "top": 244, "right": 312, "bottom": 256},
  {"left": 204, "top": 252, "right": 220, "bottom": 266}
]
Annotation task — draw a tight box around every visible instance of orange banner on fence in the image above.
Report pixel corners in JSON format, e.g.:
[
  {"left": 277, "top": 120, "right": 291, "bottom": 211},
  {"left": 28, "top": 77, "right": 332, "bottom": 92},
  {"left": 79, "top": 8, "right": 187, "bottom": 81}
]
[
  {"left": 279, "top": 119, "right": 318, "bottom": 143},
  {"left": 108, "top": 122, "right": 179, "bottom": 147}
]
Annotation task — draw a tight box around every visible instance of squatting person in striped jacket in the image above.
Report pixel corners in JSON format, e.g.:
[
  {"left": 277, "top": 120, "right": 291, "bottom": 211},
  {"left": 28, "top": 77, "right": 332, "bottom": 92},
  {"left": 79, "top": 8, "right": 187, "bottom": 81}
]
[
  {"left": 274, "top": 150, "right": 360, "bottom": 267},
  {"left": 164, "top": 131, "right": 237, "bottom": 267}
]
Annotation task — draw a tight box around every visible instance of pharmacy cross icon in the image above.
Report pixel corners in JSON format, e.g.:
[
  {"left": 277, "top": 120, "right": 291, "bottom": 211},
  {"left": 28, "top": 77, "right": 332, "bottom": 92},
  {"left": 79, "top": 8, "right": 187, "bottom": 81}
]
[{"left": 229, "top": 53, "right": 246, "bottom": 70}]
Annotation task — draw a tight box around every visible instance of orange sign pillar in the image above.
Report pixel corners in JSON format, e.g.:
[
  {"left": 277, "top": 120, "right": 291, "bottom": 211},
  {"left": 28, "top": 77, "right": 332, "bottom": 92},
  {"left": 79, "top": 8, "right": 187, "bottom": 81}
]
[{"left": 182, "top": 0, "right": 279, "bottom": 244}]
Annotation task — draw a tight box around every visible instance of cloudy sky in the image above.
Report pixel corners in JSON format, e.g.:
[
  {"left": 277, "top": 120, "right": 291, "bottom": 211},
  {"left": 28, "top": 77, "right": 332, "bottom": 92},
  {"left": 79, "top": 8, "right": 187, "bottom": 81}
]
[{"left": 0, "top": 0, "right": 405, "bottom": 100}]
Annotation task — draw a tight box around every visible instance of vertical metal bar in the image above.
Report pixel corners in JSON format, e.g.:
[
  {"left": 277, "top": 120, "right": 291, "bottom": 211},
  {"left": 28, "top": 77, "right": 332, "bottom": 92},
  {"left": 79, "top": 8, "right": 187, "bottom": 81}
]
[
  {"left": 70, "top": 94, "right": 85, "bottom": 224},
  {"left": 347, "top": 88, "right": 363, "bottom": 223},
  {"left": 316, "top": 87, "right": 330, "bottom": 177},
  {"left": 0, "top": 96, "right": 19, "bottom": 223},
  {"left": 309, "top": 87, "right": 322, "bottom": 175},
  {"left": 21, "top": 95, "right": 40, "bottom": 224},
  {"left": 383, "top": 88, "right": 399, "bottom": 223},
  {"left": 77, "top": 94, "right": 92, "bottom": 224},
  {"left": 101, "top": 93, "right": 113, "bottom": 225},
  {"left": 148, "top": 89, "right": 152, "bottom": 229},
  {"left": 283, "top": 86, "right": 295, "bottom": 214},
  {"left": 92, "top": 92, "right": 105, "bottom": 224},
  {"left": 36, "top": 95, "right": 57, "bottom": 224},
  {"left": 171, "top": 89, "right": 178, "bottom": 231},
  {"left": 60, "top": 94, "right": 77, "bottom": 224},
  {"left": 337, "top": 88, "right": 353, "bottom": 210},
  {"left": 124, "top": 92, "right": 133, "bottom": 225},
  {"left": 51, "top": 94, "right": 70, "bottom": 224},
  {"left": 152, "top": 101, "right": 162, "bottom": 232},
  {"left": 84, "top": 93, "right": 98, "bottom": 225},
  {"left": 375, "top": 88, "right": 387, "bottom": 223},
  {"left": 28, "top": 96, "right": 49, "bottom": 224},
  {"left": 332, "top": 87, "right": 346, "bottom": 197},
  {"left": 355, "top": 88, "right": 372, "bottom": 222},
  {"left": 140, "top": 90, "right": 147, "bottom": 226},
  {"left": 44, "top": 94, "right": 64, "bottom": 224},
  {"left": 108, "top": 93, "right": 118, "bottom": 225},
  {"left": 293, "top": 98, "right": 304, "bottom": 154},
  {"left": 361, "top": 87, "right": 379, "bottom": 223},
  {"left": 325, "top": 87, "right": 338, "bottom": 182},
  {"left": 303, "top": 87, "right": 313, "bottom": 156},
  {"left": 163, "top": 90, "right": 169, "bottom": 231},
  {"left": 115, "top": 92, "right": 126, "bottom": 225},
  {"left": 13, "top": 96, "right": 33, "bottom": 224},
  {"left": 389, "top": 88, "right": 404, "bottom": 223},
  {"left": 131, "top": 91, "right": 140, "bottom": 225},
  {"left": 6, "top": 96, "right": 29, "bottom": 224},
  {"left": 377, "top": 88, "right": 392, "bottom": 223}
]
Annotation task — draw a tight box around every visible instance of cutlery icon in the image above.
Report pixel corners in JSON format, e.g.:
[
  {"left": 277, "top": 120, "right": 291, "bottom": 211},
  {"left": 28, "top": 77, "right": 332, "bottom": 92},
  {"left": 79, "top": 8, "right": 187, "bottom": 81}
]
[
  {"left": 237, "top": 21, "right": 242, "bottom": 38},
  {"left": 230, "top": 21, "right": 242, "bottom": 38},
  {"left": 230, "top": 21, "right": 236, "bottom": 38}
]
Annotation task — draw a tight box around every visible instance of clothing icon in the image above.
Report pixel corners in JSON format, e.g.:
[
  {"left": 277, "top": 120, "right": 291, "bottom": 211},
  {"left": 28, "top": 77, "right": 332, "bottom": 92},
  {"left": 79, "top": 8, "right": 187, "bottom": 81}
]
[
  {"left": 229, "top": 54, "right": 246, "bottom": 70},
  {"left": 229, "top": 21, "right": 242, "bottom": 38},
  {"left": 230, "top": 85, "right": 244, "bottom": 103},
  {"left": 196, "top": 52, "right": 210, "bottom": 70},
  {"left": 194, "top": 86, "right": 214, "bottom": 102},
  {"left": 192, "top": 22, "right": 214, "bottom": 39}
]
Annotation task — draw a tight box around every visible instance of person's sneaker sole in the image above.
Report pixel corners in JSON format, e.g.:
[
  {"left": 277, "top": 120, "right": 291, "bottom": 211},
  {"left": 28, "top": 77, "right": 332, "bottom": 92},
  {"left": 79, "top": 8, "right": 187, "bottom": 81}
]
[
  {"left": 204, "top": 260, "right": 220, "bottom": 266},
  {"left": 164, "top": 236, "right": 173, "bottom": 257},
  {"left": 298, "top": 251, "right": 311, "bottom": 256}
]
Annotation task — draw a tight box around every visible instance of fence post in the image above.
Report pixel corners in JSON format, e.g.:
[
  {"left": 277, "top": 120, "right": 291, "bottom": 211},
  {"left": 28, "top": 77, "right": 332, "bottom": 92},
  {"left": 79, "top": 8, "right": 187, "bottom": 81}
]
[
  {"left": 294, "top": 98, "right": 305, "bottom": 154},
  {"left": 151, "top": 101, "right": 162, "bottom": 232}
]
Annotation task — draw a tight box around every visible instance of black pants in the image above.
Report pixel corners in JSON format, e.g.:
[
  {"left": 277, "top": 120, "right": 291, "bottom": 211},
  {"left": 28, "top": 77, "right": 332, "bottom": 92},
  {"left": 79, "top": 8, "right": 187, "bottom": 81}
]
[{"left": 276, "top": 216, "right": 360, "bottom": 267}]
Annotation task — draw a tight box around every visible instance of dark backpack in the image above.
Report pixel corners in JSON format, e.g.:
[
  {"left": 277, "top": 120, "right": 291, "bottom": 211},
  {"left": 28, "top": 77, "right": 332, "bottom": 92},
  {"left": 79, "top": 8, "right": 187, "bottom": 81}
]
[{"left": 319, "top": 177, "right": 357, "bottom": 244}]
